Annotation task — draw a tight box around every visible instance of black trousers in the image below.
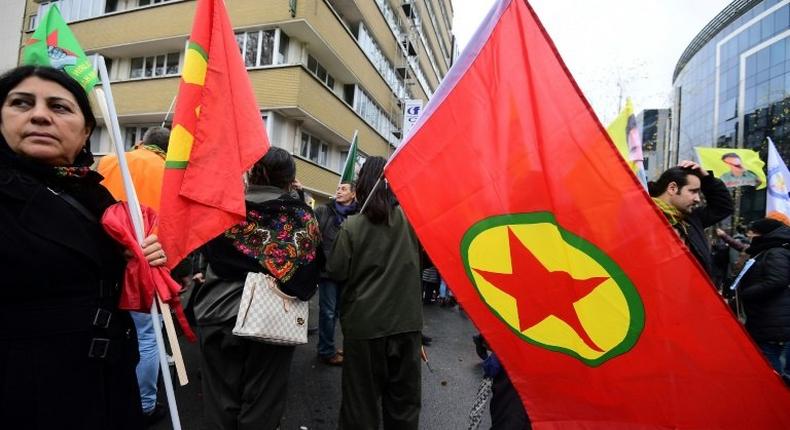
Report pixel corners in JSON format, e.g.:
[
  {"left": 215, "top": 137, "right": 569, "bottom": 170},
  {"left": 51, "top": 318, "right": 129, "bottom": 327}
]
[
  {"left": 340, "top": 331, "right": 422, "bottom": 430},
  {"left": 491, "top": 369, "right": 531, "bottom": 430},
  {"left": 198, "top": 323, "right": 295, "bottom": 430}
]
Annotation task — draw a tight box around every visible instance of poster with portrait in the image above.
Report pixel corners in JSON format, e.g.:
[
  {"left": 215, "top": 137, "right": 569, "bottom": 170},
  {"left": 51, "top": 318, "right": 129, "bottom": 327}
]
[{"left": 694, "top": 147, "right": 766, "bottom": 189}]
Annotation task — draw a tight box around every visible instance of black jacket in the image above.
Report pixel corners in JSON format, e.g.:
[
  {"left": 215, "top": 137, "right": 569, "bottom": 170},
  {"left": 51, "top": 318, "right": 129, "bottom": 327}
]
[
  {"left": 740, "top": 226, "right": 790, "bottom": 342},
  {"left": 315, "top": 200, "right": 357, "bottom": 276},
  {"left": 194, "top": 186, "right": 324, "bottom": 325},
  {"left": 0, "top": 149, "right": 142, "bottom": 428},
  {"left": 683, "top": 175, "right": 734, "bottom": 276}
]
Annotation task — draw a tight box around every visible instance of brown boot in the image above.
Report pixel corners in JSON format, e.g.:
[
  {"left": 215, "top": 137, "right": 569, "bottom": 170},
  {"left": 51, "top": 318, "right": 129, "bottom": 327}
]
[{"left": 320, "top": 353, "right": 343, "bottom": 366}]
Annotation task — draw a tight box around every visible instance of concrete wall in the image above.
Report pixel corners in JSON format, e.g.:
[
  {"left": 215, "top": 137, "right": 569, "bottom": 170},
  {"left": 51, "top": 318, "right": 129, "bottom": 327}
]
[{"left": 0, "top": 0, "right": 27, "bottom": 71}]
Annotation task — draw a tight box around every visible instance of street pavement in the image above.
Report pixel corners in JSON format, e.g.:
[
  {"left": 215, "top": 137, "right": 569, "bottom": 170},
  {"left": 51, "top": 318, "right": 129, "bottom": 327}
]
[{"left": 152, "top": 297, "right": 493, "bottom": 430}]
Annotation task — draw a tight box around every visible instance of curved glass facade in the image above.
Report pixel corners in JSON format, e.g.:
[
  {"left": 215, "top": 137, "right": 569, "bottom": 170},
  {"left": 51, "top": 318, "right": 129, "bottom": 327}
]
[{"left": 672, "top": 0, "right": 790, "bottom": 220}]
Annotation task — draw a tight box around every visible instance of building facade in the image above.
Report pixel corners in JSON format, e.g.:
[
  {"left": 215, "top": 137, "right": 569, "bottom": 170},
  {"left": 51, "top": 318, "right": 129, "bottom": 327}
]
[
  {"left": 636, "top": 108, "right": 670, "bottom": 181},
  {"left": 671, "top": 0, "right": 790, "bottom": 221},
  {"left": 0, "top": 1, "right": 26, "bottom": 71},
  {"left": 20, "top": 0, "right": 454, "bottom": 202}
]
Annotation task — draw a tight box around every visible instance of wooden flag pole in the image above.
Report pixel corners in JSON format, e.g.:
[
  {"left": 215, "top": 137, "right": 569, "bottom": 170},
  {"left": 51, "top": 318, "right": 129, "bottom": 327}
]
[{"left": 92, "top": 55, "right": 184, "bottom": 430}]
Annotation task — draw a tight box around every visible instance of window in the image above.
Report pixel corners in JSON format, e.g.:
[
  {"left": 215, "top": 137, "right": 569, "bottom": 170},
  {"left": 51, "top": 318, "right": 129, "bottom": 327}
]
[
  {"left": 353, "top": 87, "right": 400, "bottom": 146},
  {"left": 105, "top": 0, "right": 118, "bottom": 12},
  {"left": 34, "top": 0, "right": 106, "bottom": 24},
  {"left": 357, "top": 24, "right": 407, "bottom": 98},
  {"left": 278, "top": 32, "right": 290, "bottom": 64},
  {"left": 89, "top": 126, "right": 109, "bottom": 154},
  {"left": 129, "top": 52, "right": 180, "bottom": 79},
  {"left": 235, "top": 30, "right": 276, "bottom": 67},
  {"left": 307, "top": 55, "right": 335, "bottom": 89},
  {"left": 138, "top": 0, "right": 174, "bottom": 6},
  {"left": 124, "top": 125, "right": 157, "bottom": 150},
  {"left": 300, "top": 132, "right": 329, "bottom": 166},
  {"left": 104, "top": 57, "right": 114, "bottom": 77}
]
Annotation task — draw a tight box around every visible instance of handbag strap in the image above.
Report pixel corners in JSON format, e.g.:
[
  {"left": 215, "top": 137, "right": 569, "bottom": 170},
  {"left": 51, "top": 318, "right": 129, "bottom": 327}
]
[
  {"left": 260, "top": 273, "right": 298, "bottom": 313},
  {"left": 48, "top": 187, "right": 99, "bottom": 223}
]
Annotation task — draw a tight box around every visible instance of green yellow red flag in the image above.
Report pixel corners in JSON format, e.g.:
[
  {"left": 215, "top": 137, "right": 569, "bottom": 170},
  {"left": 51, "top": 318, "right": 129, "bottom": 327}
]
[
  {"left": 159, "top": 0, "right": 269, "bottom": 267},
  {"left": 21, "top": 4, "right": 98, "bottom": 92},
  {"left": 384, "top": 0, "right": 790, "bottom": 427}
]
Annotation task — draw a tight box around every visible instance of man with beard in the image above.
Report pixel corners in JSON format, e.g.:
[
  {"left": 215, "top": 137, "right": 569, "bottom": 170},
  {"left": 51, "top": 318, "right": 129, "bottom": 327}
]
[{"left": 648, "top": 161, "right": 734, "bottom": 277}]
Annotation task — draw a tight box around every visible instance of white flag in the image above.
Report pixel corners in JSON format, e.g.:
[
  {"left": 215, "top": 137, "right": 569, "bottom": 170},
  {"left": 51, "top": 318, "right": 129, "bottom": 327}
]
[{"left": 766, "top": 137, "right": 790, "bottom": 216}]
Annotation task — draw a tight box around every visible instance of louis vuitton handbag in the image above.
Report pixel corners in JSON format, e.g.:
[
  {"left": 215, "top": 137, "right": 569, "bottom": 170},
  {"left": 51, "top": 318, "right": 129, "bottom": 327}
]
[{"left": 232, "top": 271, "right": 308, "bottom": 345}]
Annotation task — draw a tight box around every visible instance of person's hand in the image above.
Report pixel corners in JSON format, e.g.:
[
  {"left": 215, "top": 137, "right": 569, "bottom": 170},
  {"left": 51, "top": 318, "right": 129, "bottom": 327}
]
[
  {"left": 192, "top": 272, "right": 205, "bottom": 284},
  {"left": 716, "top": 228, "right": 726, "bottom": 237},
  {"left": 141, "top": 234, "right": 167, "bottom": 267},
  {"left": 678, "top": 160, "right": 708, "bottom": 176}
]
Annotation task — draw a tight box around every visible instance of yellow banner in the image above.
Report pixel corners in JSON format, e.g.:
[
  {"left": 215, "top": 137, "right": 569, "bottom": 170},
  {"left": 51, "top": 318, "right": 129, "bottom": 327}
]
[
  {"left": 694, "top": 147, "right": 766, "bottom": 189},
  {"left": 606, "top": 98, "right": 633, "bottom": 168}
]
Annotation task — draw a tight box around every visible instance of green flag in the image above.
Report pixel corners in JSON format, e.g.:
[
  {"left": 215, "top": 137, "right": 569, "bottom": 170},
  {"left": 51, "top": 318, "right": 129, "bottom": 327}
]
[
  {"left": 22, "top": 5, "right": 98, "bottom": 92},
  {"left": 339, "top": 131, "right": 359, "bottom": 185}
]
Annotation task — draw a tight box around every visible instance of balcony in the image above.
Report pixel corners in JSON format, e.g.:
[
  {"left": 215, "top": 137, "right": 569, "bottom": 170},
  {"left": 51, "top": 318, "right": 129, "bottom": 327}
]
[{"left": 98, "top": 66, "right": 390, "bottom": 157}]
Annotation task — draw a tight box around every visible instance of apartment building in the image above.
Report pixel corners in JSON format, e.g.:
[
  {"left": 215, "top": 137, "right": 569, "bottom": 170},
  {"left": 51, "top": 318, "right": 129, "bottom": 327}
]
[{"left": 20, "top": 0, "right": 455, "bottom": 201}]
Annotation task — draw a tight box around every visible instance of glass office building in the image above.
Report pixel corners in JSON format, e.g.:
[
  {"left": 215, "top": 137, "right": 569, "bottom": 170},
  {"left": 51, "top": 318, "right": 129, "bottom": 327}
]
[{"left": 671, "top": 0, "right": 790, "bottom": 221}]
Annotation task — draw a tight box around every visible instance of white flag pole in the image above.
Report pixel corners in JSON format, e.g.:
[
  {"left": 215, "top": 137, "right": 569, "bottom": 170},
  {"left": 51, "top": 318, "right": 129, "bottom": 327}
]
[
  {"left": 162, "top": 94, "right": 177, "bottom": 127},
  {"left": 92, "top": 55, "right": 184, "bottom": 430}
]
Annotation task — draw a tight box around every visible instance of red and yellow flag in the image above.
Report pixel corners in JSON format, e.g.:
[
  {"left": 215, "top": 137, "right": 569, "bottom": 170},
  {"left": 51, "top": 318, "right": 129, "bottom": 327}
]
[
  {"left": 384, "top": 0, "right": 790, "bottom": 427},
  {"left": 159, "top": 0, "right": 269, "bottom": 267}
]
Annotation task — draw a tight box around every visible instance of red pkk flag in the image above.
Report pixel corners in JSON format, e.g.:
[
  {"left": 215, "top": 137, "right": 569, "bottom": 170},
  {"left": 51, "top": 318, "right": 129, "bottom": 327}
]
[
  {"left": 159, "top": 0, "right": 269, "bottom": 268},
  {"left": 384, "top": 0, "right": 790, "bottom": 428}
]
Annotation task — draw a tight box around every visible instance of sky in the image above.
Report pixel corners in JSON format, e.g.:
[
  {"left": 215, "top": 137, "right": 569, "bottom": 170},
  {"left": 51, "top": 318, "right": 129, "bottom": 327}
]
[{"left": 451, "top": 0, "right": 731, "bottom": 124}]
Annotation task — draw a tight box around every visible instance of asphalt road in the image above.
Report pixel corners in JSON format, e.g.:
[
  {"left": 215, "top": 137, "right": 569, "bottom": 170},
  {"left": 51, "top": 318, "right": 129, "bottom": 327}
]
[{"left": 151, "top": 298, "right": 492, "bottom": 430}]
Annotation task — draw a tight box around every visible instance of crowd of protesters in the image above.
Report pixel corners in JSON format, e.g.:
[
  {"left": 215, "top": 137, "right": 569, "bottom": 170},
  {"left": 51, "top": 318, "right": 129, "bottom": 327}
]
[
  {"left": 648, "top": 161, "right": 790, "bottom": 386},
  {"left": 3, "top": 65, "right": 790, "bottom": 430}
]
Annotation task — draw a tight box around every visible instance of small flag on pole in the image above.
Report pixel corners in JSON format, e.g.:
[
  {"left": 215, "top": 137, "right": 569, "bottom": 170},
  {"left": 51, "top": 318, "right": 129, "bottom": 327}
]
[
  {"left": 339, "top": 131, "right": 359, "bottom": 186},
  {"left": 766, "top": 137, "right": 790, "bottom": 216},
  {"left": 21, "top": 5, "right": 99, "bottom": 92}
]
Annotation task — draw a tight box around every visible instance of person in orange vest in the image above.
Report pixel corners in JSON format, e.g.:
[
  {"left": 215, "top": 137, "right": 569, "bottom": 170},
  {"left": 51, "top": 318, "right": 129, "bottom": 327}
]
[
  {"left": 98, "top": 127, "right": 168, "bottom": 211},
  {"left": 97, "top": 126, "right": 170, "bottom": 424}
]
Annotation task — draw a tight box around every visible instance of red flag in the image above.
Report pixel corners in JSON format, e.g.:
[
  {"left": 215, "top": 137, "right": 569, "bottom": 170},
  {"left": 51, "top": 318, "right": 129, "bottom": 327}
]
[
  {"left": 159, "top": 0, "right": 269, "bottom": 267},
  {"left": 102, "top": 203, "right": 196, "bottom": 342},
  {"left": 384, "top": 0, "right": 790, "bottom": 428}
]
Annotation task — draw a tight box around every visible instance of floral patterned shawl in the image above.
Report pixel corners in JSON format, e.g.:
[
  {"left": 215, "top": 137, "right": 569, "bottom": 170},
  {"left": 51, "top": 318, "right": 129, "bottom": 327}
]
[{"left": 224, "top": 192, "right": 321, "bottom": 283}]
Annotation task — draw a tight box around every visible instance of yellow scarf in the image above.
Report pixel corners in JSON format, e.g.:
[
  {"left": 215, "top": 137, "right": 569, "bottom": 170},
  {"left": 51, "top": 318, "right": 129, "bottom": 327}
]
[{"left": 652, "top": 197, "right": 688, "bottom": 237}]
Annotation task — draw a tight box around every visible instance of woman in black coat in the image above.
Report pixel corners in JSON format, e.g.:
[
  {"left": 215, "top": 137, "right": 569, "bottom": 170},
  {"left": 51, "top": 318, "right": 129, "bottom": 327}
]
[
  {"left": 0, "top": 66, "right": 165, "bottom": 429},
  {"left": 192, "top": 147, "right": 323, "bottom": 430},
  {"left": 739, "top": 218, "right": 790, "bottom": 381}
]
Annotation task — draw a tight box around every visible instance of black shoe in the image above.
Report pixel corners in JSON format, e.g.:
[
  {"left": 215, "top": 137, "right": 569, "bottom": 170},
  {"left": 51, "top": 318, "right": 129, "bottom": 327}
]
[
  {"left": 421, "top": 334, "right": 433, "bottom": 346},
  {"left": 473, "top": 334, "right": 489, "bottom": 360},
  {"left": 143, "top": 403, "right": 167, "bottom": 427}
]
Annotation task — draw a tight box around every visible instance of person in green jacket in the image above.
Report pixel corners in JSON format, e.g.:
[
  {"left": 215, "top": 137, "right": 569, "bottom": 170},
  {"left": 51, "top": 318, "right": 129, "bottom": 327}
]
[{"left": 326, "top": 156, "right": 423, "bottom": 430}]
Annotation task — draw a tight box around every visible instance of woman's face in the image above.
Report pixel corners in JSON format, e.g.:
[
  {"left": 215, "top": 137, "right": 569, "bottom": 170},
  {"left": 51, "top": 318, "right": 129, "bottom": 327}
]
[{"left": 1, "top": 76, "right": 90, "bottom": 166}]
